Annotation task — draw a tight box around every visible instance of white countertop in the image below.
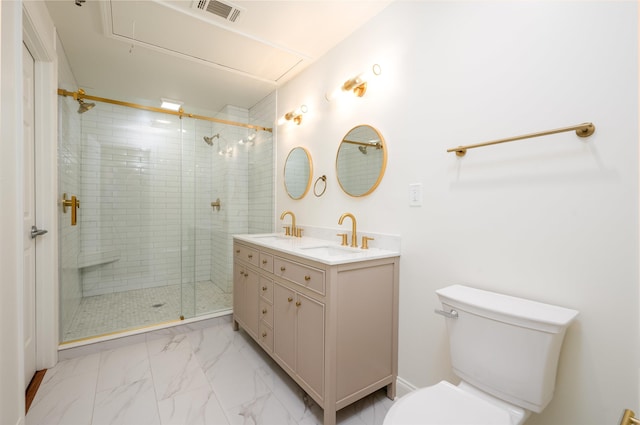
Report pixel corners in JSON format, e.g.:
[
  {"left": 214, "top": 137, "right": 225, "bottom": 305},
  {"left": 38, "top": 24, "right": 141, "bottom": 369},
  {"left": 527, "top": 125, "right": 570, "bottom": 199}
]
[{"left": 234, "top": 233, "right": 400, "bottom": 265}]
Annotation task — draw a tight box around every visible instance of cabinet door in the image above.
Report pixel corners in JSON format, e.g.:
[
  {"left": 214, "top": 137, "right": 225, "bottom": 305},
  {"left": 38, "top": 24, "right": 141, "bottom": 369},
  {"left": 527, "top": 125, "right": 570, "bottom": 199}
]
[
  {"left": 273, "top": 283, "right": 296, "bottom": 373},
  {"left": 296, "top": 293, "right": 325, "bottom": 397},
  {"left": 234, "top": 261, "right": 260, "bottom": 338}
]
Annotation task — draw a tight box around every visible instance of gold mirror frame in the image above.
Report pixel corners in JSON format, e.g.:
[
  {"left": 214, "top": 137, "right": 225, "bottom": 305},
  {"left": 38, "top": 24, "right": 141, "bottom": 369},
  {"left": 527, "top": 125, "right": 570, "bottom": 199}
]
[
  {"left": 336, "top": 125, "right": 387, "bottom": 197},
  {"left": 284, "top": 146, "right": 313, "bottom": 200}
]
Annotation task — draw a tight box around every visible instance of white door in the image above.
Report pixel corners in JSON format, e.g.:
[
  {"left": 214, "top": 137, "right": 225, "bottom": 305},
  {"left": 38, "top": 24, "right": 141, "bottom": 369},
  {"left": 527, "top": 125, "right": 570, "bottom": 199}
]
[{"left": 23, "top": 42, "right": 37, "bottom": 388}]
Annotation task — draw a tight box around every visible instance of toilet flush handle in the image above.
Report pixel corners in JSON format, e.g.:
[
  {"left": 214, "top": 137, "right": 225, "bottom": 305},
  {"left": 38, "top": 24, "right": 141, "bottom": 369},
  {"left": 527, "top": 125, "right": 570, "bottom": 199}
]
[{"left": 434, "top": 309, "right": 458, "bottom": 319}]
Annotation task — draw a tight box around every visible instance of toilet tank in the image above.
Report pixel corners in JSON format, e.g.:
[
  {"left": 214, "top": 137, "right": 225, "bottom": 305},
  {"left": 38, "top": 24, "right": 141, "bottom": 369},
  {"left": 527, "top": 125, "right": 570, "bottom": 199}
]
[{"left": 436, "top": 285, "right": 578, "bottom": 413}]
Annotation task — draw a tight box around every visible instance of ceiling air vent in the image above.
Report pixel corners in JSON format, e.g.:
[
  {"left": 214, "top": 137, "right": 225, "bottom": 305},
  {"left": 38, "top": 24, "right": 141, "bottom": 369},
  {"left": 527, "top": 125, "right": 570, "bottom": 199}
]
[{"left": 193, "top": 0, "right": 245, "bottom": 23}]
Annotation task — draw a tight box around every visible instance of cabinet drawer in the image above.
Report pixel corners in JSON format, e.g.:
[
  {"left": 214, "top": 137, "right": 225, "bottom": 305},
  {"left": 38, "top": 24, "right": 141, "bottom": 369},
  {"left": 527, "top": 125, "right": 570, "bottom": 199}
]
[
  {"left": 274, "top": 257, "right": 325, "bottom": 295},
  {"left": 260, "top": 277, "right": 273, "bottom": 302},
  {"left": 259, "top": 322, "right": 273, "bottom": 352},
  {"left": 234, "top": 243, "right": 259, "bottom": 267},
  {"left": 260, "top": 299, "right": 273, "bottom": 326},
  {"left": 260, "top": 252, "right": 274, "bottom": 273}
]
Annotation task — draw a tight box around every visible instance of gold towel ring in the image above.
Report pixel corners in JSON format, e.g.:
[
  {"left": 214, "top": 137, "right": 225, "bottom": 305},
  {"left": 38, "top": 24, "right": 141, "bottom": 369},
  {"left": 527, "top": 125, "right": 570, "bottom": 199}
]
[{"left": 314, "top": 175, "right": 327, "bottom": 197}]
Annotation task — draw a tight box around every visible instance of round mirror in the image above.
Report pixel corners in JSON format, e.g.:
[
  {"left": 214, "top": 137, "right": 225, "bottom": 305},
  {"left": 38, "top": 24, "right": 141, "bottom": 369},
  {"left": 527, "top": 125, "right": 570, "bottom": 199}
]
[
  {"left": 336, "top": 125, "right": 387, "bottom": 197},
  {"left": 284, "top": 147, "right": 313, "bottom": 200}
]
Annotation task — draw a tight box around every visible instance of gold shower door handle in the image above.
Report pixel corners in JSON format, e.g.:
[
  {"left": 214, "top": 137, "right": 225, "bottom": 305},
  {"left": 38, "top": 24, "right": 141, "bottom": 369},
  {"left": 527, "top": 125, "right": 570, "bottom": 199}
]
[{"left": 62, "top": 193, "right": 80, "bottom": 226}]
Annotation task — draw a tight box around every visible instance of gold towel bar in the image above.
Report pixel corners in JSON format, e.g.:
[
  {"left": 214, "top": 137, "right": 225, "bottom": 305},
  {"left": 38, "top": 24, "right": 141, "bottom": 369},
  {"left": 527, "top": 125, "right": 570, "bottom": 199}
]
[
  {"left": 621, "top": 409, "right": 640, "bottom": 425},
  {"left": 447, "top": 122, "right": 595, "bottom": 157}
]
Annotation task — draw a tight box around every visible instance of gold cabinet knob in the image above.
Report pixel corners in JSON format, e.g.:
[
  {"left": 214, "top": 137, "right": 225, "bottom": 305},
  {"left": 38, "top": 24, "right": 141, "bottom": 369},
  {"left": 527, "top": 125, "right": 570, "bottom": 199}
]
[
  {"left": 262, "top": 259, "right": 267, "bottom": 264},
  {"left": 262, "top": 331, "right": 267, "bottom": 338},
  {"left": 304, "top": 275, "right": 311, "bottom": 281},
  {"left": 244, "top": 272, "right": 249, "bottom": 277},
  {"left": 262, "top": 286, "right": 267, "bottom": 291},
  {"left": 280, "top": 266, "right": 286, "bottom": 272},
  {"left": 295, "top": 301, "right": 301, "bottom": 307},
  {"left": 262, "top": 308, "right": 267, "bottom": 314},
  {"left": 248, "top": 254, "right": 253, "bottom": 259},
  {"left": 287, "top": 297, "right": 293, "bottom": 302},
  {"left": 236, "top": 249, "right": 240, "bottom": 253}
]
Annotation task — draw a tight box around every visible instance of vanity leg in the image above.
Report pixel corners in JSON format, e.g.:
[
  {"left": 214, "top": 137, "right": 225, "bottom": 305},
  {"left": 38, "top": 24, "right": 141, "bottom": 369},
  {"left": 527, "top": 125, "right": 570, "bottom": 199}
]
[
  {"left": 323, "top": 407, "right": 336, "bottom": 425},
  {"left": 386, "top": 380, "right": 396, "bottom": 400},
  {"left": 232, "top": 318, "right": 239, "bottom": 331}
]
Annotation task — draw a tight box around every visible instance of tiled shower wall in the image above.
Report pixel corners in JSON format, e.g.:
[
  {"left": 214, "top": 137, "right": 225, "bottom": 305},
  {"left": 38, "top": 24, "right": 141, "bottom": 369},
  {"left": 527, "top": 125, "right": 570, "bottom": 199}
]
[
  {"left": 74, "top": 102, "right": 273, "bottom": 298},
  {"left": 248, "top": 92, "right": 276, "bottom": 234}
]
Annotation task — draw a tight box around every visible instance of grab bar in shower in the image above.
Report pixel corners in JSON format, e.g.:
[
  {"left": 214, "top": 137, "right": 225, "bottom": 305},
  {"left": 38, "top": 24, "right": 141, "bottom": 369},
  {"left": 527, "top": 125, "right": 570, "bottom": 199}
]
[{"left": 446, "top": 122, "right": 595, "bottom": 157}]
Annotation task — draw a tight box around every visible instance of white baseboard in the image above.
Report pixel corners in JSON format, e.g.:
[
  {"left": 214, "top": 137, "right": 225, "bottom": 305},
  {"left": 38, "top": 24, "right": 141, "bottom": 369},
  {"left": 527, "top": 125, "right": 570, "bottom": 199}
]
[{"left": 395, "top": 375, "right": 419, "bottom": 399}]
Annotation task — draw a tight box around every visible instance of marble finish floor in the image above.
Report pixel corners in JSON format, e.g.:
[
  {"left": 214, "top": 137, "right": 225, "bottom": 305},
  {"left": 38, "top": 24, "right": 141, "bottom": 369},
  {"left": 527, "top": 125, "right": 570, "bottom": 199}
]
[
  {"left": 63, "top": 281, "right": 233, "bottom": 342},
  {"left": 29, "top": 316, "right": 394, "bottom": 425}
]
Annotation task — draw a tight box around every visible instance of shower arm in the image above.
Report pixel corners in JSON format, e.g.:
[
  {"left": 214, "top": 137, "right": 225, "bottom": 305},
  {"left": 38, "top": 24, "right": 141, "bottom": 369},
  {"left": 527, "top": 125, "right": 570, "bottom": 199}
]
[{"left": 57, "top": 88, "right": 272, "bottom": 133}]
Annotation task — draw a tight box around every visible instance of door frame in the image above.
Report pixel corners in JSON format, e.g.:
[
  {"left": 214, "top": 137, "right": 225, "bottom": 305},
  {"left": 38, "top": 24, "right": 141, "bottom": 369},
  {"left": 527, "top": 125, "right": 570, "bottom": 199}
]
[{"left": 23, "top": 1, "right": 59, "bottom": 370}]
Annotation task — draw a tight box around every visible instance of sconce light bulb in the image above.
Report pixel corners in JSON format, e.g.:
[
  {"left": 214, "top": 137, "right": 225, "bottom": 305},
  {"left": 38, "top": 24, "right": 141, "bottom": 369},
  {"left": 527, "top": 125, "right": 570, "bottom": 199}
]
[{"left": 279, "top": 105, "right": 307, "bottom": 125}]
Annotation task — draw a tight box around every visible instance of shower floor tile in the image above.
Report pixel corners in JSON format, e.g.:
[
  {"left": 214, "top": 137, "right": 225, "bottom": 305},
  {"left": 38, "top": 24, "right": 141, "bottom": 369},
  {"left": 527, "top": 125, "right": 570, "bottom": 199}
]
[{"left": 63, "top": 281, "right": 232, "bottom": 342}]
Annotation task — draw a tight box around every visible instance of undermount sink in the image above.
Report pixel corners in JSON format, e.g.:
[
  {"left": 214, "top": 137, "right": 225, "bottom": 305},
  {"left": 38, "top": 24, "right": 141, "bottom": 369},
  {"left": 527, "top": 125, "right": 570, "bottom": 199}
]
[{"left": 299, "top": 245, "right": 362, "bottom": 257}]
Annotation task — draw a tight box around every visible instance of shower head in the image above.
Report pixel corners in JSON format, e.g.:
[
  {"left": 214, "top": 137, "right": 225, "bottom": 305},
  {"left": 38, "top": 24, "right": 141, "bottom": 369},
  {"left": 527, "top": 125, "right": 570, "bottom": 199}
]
[
  {"left": 358, "top": 146, "right": 368, "bottom": 154},
  {"left": 203, "top": 134, "right": 220, "bottom": 146},
  {"left": 77, "top": 99, "right": 95, "bottom": 114}
]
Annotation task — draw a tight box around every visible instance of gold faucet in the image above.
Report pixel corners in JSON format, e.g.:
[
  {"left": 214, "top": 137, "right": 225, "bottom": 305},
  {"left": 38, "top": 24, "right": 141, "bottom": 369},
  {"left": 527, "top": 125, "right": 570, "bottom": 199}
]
[
  {"left": 280, "top": 210, "right": 296, "bottom": 236},
  {"left": 338, "top": 212, "right": 358, "bottom": 247}
]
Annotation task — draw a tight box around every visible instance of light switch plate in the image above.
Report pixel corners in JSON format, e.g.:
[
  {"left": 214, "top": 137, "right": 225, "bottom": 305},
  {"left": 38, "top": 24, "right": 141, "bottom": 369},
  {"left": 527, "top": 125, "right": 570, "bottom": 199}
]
[{"left": 409, "top": 183, "right": 422, "bottom": 207}]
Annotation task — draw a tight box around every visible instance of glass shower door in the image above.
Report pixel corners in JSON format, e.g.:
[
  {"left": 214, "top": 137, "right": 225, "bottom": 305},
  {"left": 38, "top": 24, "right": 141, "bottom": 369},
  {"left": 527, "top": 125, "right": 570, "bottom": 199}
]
[{"left": 58, "top": 102, "right": 197, "bottom": 341}]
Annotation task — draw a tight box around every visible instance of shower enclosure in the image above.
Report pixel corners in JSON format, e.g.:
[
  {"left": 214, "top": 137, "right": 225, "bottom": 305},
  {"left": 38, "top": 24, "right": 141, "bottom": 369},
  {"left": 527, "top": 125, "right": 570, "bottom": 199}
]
[{"left": 58, "top": 93, "right": 274, "bottom": 343}]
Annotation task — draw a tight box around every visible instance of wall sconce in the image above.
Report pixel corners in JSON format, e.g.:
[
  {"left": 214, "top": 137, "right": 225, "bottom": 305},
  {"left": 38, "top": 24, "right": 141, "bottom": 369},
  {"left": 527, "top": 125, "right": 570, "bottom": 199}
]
[
  {"left": 325, "top": 63, "right": 382, "bottom": 101},
  {"left": 278, "top": 105, "right": 308, "bottom": 125}
]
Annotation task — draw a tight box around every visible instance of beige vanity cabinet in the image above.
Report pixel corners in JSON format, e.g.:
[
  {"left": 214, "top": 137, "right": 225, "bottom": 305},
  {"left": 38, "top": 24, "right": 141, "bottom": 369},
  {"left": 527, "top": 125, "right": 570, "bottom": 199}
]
[{"left": 233, "top": 239, "right": 399, "bottom": 425}]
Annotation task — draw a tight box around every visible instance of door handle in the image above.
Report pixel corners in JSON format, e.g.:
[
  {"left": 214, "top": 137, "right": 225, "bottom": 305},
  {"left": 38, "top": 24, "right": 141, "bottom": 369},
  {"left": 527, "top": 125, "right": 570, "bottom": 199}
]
[
  {"left": 30, "top": 225, "right": 48, "bottom": 239},
  {"left": 62, "top": 193, "right": 80, "bottom": 226}
]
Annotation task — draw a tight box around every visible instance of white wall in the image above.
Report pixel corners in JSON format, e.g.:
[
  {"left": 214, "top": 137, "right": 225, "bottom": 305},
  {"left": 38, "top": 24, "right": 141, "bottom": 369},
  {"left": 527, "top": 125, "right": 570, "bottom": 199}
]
[
  {"left": 0, "top": 1, "right": 26, "bottom": 424},
  {"left": 275, "top": 2, "right": 638, "bottom": 424}
]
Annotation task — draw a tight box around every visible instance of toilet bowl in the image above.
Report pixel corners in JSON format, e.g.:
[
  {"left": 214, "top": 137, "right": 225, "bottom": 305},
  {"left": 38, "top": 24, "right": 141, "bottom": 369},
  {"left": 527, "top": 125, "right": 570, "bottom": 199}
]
[
  {"left": 384, "top": 381, "right": 529, "bottom": 425},
  {"left": 383, "top": 284, "right": 578, "bottom": 425}
]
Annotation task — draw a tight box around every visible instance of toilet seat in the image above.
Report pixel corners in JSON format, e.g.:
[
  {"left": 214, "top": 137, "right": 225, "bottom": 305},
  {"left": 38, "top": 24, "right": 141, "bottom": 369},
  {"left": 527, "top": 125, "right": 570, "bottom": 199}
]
[{"left": 383, "top": 381, "right": 519, "bottom": 425}]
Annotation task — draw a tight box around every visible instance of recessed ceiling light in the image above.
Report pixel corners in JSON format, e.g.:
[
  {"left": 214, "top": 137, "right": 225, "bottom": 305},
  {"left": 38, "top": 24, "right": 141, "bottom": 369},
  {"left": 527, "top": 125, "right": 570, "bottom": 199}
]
[{"left": 160, "top": 98, "right": 183, "bottom": 111}]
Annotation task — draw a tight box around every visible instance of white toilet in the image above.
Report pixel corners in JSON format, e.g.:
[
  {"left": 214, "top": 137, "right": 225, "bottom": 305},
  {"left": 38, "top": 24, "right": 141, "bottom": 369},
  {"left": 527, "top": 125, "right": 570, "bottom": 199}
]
[{"left": 384, "top": 284, "right": 578, "bottom": 425}]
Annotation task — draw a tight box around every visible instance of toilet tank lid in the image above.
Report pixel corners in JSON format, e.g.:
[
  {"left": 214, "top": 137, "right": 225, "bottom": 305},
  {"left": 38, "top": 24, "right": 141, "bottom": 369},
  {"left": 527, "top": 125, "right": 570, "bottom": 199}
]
[{"left": 436, "top": 285, "right": 579, "bottom": 333}]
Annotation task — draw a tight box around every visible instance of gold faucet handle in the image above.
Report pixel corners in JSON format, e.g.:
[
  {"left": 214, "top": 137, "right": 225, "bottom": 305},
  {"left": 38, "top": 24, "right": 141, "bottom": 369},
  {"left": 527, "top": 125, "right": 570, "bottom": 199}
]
[
  {"left": 337, "top": 233, "right": 348, "bottom": 246},
  {"left": 361, "top": 236, "right": 374, "bottom": 249},
  {"left": 296, "top": 228, "right": 304, "bottom": 238},
  {"left": 283, "top": 226, "right": 291, "bottom": 236}
]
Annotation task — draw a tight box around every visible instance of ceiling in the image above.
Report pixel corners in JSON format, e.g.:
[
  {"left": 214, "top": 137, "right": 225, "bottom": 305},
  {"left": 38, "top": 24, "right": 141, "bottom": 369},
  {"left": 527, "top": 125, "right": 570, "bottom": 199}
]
[{"left": 44, "top": 0, "right": 392, "bottom": 114}]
